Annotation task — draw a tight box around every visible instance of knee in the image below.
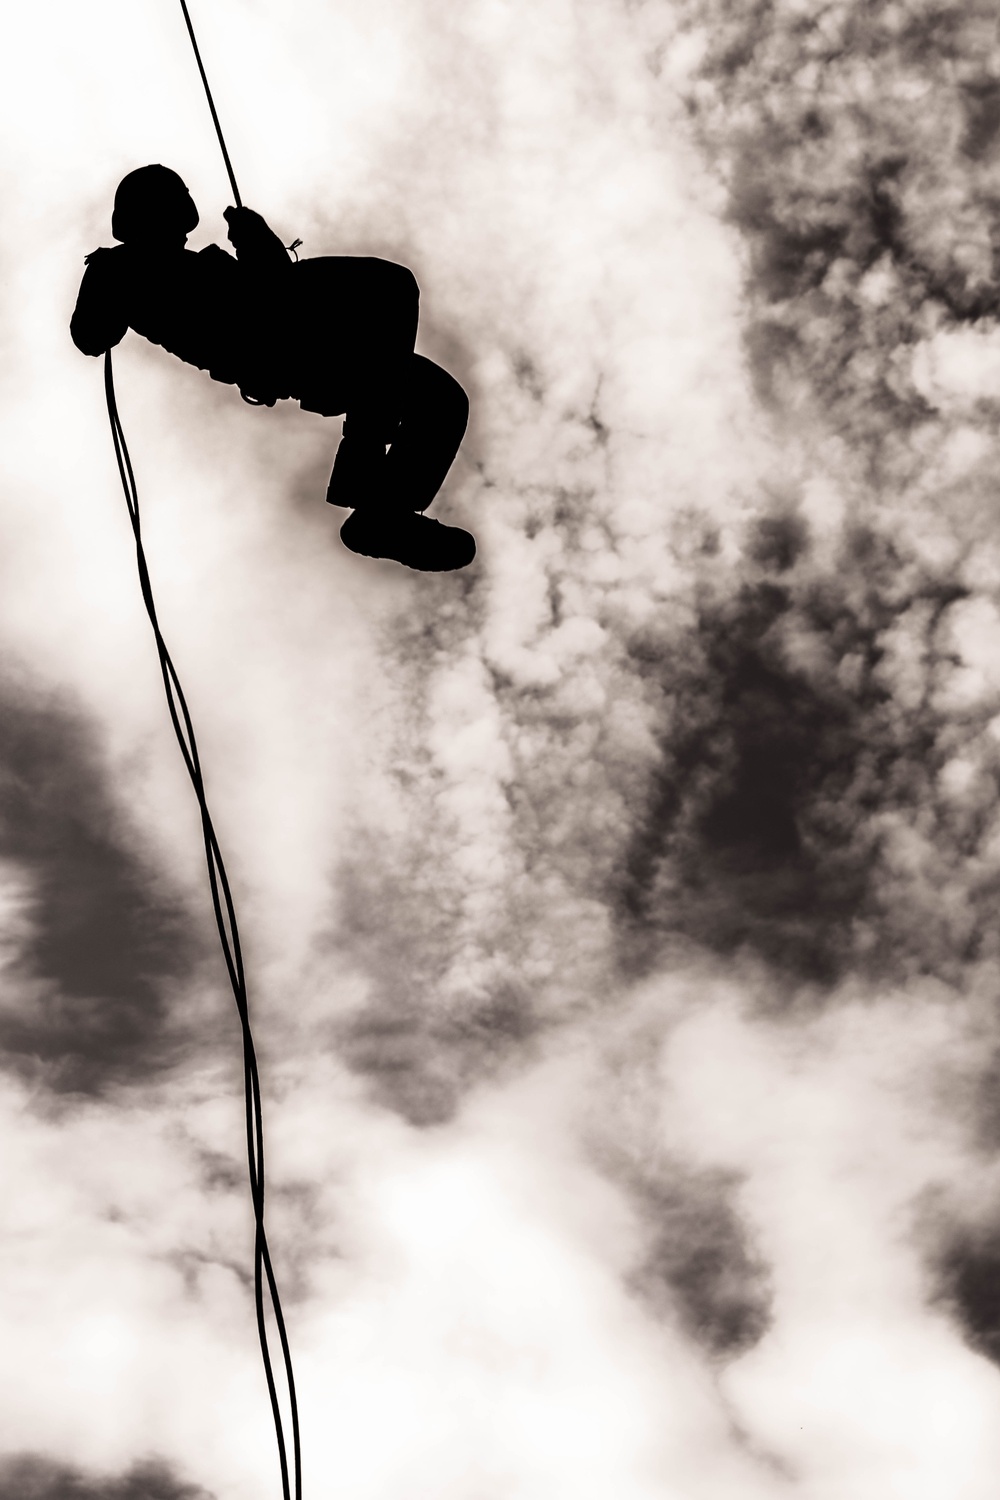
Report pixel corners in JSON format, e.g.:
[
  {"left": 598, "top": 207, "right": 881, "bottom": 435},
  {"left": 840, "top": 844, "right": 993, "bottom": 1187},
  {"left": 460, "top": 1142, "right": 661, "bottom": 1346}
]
[
  {"left": 416, "top": 356, "right": 467, "bottom": 421},
  {"left": 397, "top": 264, "right": 420, "bottom": 304},
  {"left": 408, "top": 355, "right": 469, "bottom": 436},
  {"left": 445, "top": 374, "right": 470, "bottom": 436},
  {"left": 438, "top": 368, "right": 469, "bottom": 437}
]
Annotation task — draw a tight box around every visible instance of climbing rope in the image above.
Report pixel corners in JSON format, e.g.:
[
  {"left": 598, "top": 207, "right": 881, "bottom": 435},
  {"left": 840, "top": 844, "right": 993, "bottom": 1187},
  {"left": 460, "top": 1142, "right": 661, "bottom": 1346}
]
[
  {"left": 177, "top": 0, "right": 243, "bottom": 208},
  {"left": 94, "top": 10, "right": 303, "bottom": 1496},
  {"left": 103, "top": 351, "right": 301, "bottom": 1500}
]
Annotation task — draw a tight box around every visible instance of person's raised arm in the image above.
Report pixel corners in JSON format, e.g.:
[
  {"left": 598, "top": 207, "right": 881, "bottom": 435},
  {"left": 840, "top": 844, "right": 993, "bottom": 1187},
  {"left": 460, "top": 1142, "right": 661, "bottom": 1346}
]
[
  {"left": 223, "top": 206, "right": 294, "bottom": 276},
  {"left": 70, "top": 248, "right": 129, "bottom": 356}
]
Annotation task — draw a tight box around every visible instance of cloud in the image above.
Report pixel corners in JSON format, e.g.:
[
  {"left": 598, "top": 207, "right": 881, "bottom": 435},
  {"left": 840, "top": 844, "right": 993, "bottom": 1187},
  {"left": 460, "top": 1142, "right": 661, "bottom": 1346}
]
[
  {"left": 0, "top": 1455, "right": 213, "bottom": 1500},
  {"left": 626, "top": 1163, "right": 773, "bottom": 1361},
  {"left": 0, "top": 681, "right": 205, "bottom": 1094},
  {"left": 929, "top": 1223, "right": 1000, "bottom": 1367},
  {"left": 8, "top": 0, "right": 1000, "bottom": 1495}
]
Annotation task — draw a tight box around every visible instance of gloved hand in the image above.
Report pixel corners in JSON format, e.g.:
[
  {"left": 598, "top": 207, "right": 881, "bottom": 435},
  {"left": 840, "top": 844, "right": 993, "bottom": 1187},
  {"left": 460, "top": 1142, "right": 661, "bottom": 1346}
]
[
  {"left": 223, "top": 205, "right": 275, "bottom": 252},
  {"left": 223, "top": 205, "right": 295, "bottom": 273}
]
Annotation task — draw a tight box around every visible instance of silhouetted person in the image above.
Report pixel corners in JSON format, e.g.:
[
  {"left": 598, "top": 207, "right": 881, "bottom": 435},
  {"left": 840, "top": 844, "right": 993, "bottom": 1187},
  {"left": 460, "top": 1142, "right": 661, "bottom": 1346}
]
[{"left": 71, "top": 165, "right": 474, "bottom": 571}]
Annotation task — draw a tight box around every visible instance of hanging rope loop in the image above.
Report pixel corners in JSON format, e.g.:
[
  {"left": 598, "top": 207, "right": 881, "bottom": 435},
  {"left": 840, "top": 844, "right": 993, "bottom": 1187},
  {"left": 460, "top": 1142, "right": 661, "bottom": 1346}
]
[{"left": 103, "top": 352, "right": 302, "bottom": 1500}]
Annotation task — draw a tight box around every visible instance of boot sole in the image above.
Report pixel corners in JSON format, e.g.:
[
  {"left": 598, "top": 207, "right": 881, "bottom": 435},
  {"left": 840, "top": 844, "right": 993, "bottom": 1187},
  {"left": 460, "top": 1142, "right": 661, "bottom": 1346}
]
[{"left": 340, "top": 516, "right": 475, "bottom": 572}]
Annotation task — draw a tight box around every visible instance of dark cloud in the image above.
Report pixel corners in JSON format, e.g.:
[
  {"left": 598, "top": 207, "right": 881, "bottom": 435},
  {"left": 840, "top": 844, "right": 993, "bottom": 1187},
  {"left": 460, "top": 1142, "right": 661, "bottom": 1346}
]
[
  {"left": 961, "top": 76, "right": 1000, "bottom": 161},
  {"left": 0, "top": 684, "right": 204, "bottom": 1094},
  {"left": 934, "top": 1229, "right": 1000, "bottom": 1365},
  {"left": 613, "top": 523, "right": 1000, "bottom": 986},
  {"left": 670, "top": 0, "right": 1000, "bottom": 437},
  {"left": 339, "top": 984, "right": 537, "bottom": 1127},
  {"left": 335, "top": 503, "right": 1000, "bottom": 1116},
  {"left": 919, "top": 1169, "right": 1000, "bottom": 1366},
  {"left": 333, "top": 845, "right": 538, "bottom": 1125},
  {"left": 628, "top": 1166, "right": 773, "bottom": 1360},
  {"left": 596, "top": 0, "right": 1000, "bottom": 992},
  {"left": 0, "top": 1455, "right": 213, "bottom": 1500},
  {"left": 331, "top": 0, "right": 1000, "bottom": 1141}
]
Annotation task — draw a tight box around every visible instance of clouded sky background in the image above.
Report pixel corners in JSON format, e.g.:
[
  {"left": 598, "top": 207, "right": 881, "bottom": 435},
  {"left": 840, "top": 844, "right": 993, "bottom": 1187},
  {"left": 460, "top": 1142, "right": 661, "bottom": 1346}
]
[{"left": 5, "top": 0, "right": 1000, "bottom": 1495}]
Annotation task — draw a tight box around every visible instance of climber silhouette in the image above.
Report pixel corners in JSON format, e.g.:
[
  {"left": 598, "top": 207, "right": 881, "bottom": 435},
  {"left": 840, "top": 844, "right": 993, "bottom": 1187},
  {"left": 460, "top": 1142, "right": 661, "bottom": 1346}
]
[{"left": 71, "top": 165, "right": 474, "bottom": 571}]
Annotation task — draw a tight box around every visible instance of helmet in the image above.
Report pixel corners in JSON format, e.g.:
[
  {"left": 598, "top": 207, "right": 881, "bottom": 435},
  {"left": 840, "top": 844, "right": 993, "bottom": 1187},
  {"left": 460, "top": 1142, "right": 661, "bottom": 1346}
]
[{"left": 111, "top": 165, "right": 199, "bottom": 244}]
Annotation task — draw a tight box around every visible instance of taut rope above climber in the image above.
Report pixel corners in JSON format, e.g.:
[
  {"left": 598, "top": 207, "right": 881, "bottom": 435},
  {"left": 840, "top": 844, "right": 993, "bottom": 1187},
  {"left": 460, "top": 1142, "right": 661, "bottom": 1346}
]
[{"left": 71, "top": 165, "right": 475, "bottom": 571}]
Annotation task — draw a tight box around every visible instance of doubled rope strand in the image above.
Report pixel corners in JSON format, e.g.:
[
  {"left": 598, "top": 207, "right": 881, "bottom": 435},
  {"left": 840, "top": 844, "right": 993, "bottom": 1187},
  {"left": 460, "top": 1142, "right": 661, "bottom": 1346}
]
[{"left": 104, "top": 351, "right": 302, "bottom": 1500}]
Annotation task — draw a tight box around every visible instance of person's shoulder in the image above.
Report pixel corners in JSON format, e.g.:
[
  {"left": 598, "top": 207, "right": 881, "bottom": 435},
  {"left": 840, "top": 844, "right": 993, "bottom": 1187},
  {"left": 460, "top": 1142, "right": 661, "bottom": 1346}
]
[
  {"left": 83, "top": 244, "right": 124, "bottom": 267},
  {"left": 194, "top": 244, "right": 241, "bottom": 285}
]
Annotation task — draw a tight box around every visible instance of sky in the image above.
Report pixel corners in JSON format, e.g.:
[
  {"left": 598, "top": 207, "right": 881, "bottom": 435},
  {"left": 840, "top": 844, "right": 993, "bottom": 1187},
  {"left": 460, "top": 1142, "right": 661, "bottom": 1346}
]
[{"left": 4, "top": 0, "right": 1000, "bottom": 1496}]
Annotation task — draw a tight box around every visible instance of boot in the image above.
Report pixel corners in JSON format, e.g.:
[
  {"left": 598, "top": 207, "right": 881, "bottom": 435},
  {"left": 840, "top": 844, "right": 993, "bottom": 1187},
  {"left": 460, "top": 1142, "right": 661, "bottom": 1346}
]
[{"left": 340, "top": 508, "right": 476, "bottom": 572}]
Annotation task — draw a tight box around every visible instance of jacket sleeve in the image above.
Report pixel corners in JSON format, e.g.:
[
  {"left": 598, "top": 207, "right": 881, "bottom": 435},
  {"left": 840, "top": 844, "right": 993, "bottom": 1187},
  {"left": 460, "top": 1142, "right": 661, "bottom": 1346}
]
[
  {"left": 224, "top": 207, "right": 293, "bottom": 277},
  {"left": 70, "top": 248, "right": 129, "bottom": 356}
]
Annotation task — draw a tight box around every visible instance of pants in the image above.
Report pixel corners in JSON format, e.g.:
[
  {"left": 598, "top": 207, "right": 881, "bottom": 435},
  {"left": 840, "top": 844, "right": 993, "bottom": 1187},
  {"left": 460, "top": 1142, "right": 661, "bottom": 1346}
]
[{"left": 289, "top": 257, "right": 469, "bottom": 512}]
